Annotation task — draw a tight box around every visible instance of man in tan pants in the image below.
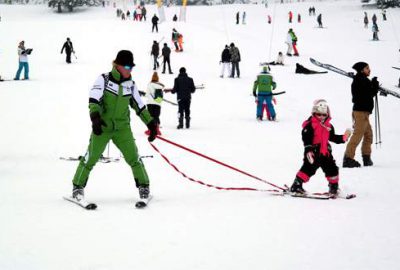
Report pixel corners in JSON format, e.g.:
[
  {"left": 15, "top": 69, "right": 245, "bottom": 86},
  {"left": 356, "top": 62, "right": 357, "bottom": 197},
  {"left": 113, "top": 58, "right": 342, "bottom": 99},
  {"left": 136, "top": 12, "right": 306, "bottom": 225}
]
[{"left": 343, "top": 62, "right": 379, "bottom": 168}]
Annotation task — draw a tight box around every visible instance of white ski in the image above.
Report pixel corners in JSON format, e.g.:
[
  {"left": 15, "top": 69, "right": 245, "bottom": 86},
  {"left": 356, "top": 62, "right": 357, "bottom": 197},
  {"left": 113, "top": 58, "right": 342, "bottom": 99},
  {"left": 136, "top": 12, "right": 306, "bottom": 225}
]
[{"left": 63, "top": 196, "right": 97, "bottom": 210}]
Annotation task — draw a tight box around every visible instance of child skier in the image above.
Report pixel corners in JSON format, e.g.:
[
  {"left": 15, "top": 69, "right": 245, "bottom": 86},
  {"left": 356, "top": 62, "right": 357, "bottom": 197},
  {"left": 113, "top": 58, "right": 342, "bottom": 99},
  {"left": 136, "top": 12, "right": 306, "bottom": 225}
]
[
  {"left": 253, "top": 65, "right": 277, "bottom": 121},
  {"left": 290, "top": 99, "right": 352, "bottom": 196},
  {"left": 145, "top": 72, "right": 164, "bottom": 135}
]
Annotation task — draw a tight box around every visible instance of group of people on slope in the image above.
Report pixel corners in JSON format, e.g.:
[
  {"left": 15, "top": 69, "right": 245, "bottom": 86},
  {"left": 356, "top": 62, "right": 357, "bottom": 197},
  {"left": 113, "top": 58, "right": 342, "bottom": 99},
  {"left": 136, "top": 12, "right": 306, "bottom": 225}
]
[{"left": 220, "top": 43, "right": 241, "bottom": 78}]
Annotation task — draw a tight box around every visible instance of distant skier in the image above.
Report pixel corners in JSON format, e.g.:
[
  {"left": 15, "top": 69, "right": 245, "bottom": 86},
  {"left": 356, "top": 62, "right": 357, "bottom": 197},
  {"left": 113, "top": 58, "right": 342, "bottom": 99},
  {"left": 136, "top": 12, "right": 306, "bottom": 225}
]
[
  {"left": 60, "top": 37, "right": 74, "bottom": 64},
  {"left": 177, "top": 33, "right": 183, "bottom": 52},
  {"left": 285, "top": 29, "right": 293, "bottom": 56},
  {"left": 142, "top": 6, "right": 147, "bottom": 21},
  {"left": 14, "top": 40, "right": 31, "bottom": 80},
  {"left": 236, "top": 11, "right": 239, "bottom": 24},
  {"left": 171, "top": 67, "right": 196, "bottom": 129},
  {"left": 229, "top": 43, "right": 241, "bottom": 78},
  {"left": 262, "top": 51, "right": 284, "bottom": 66},
  {"left": 372, "top": 23, "right": 379, "bottom": 41},
  {"left": 288, "top": 11, "right": 293, "bottom": 23},
  {"left": 253, "top": 66, "right": 277, "bottom": 121},
  {"left": 173, "top": 14, "right": 178, "bottom": 22},
  {"left": 363, "top": 12, "right": 368, "bottom": 28},
  {"left": 171, "top": 28, "right": 180, "bottom": 51},
  {"left": 317, "top": 13, "right": 323, "bottom": 28},
  {"left": 372, "top": 13, "right": 377, "bottom": 24},
  {"left": 290, "top": 99, "right": 352, "bottom": 196},
  {"left": 268, "top": 15, "right": 272, "bottom": 24},
  {"left": 242, "top": 11, "right": 246, "bottom": 24},
  {"left": 343, "top": 62, "right": 379, "bottom": 168},
  {"left": 297, "top": 13, "right": 301, "bottom": 23},
  {"left": 382, "top": 9, "right": 387, "bottom": 21},
  {"left": 151, "top": 40, "right": 160, "bottom": 70},
  {"left": 151, "top": 14, "right": 159, "bottom": 32},
  {"left": 161, "top": 43, "right": 173, "bottom": 74},
  {"left": 220, "top": 45, "right": 231, "bottom": 78}
]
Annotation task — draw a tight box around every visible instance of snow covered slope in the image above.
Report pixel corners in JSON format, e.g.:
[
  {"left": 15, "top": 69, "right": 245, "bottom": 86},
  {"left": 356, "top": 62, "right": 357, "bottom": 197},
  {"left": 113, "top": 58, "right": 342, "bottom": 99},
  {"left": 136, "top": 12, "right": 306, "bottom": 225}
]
[{"left": 1, "top": 1, "right": 400, "bottom": 269}]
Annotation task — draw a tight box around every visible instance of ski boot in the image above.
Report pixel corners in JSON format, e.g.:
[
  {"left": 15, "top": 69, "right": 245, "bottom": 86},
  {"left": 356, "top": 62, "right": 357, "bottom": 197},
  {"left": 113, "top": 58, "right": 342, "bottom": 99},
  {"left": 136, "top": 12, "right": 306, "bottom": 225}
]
[
  {"left": 72, "top": 184, "right": 85, "bottom": 201},
  {"left": 342, "top": 156, "right": 361, "bottom": 168},
  {"left": 290, "top": 177, "right": 306, "bottom": 194},
  {"left": 185, "top": 117, "right": 190, "bottom": 129},
  {"left": 177, "top": 117, "right": 183, "bottom": 129},
  {"left": 139, "top": 186, "right": 150, "bottom": 200},
  {"left": 328, "top": 183, "right": 339, "bottom": 197},
  {"left": 362, "top": 155, "right": 373, "bottom": 166}
]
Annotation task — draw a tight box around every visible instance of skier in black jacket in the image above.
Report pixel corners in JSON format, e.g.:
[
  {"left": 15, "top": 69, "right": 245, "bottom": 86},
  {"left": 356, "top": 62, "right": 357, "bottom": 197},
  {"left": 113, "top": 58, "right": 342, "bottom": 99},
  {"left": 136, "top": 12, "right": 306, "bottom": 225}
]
[
  {"left": 220, "top": 45, "right": 231, "bottom": 78},
  {"left": 61, "top": 37, "right": 74, "bottom": 64},
  {"left": 343, "top": 62, "right": 379, "bottom": 168},
  {"left": 161, "top": 43, "right": 173, "bottom": 74},
  {"left": 151, "top": 14, "right": 159, "bottom": 33},
  {"left": 151, "top": 40, "right": 160, "bottom": 70},
  {"left": 171, "top": 67, "right": 195, "bottom": 129}
]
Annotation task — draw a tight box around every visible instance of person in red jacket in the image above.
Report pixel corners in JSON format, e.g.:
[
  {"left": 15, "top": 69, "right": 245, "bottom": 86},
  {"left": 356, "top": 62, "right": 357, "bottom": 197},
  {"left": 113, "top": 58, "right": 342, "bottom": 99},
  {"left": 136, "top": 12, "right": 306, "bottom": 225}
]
[
  {"left": 288, "top": 11, "right": 293, "bottom": 23},
  {"left": 290, "top": 99, "right": 352, "bottom": 196}
]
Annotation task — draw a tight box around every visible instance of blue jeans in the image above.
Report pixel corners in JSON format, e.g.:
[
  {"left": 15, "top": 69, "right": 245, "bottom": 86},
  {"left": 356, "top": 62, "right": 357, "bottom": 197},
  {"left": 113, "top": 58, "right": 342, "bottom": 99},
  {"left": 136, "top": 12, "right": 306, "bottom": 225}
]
[
  {"left": 15, "top": 62, "right": 29, "bottom": 80},
  {"left": 257, "top": 94, "right": 275, "bottom": 118}
]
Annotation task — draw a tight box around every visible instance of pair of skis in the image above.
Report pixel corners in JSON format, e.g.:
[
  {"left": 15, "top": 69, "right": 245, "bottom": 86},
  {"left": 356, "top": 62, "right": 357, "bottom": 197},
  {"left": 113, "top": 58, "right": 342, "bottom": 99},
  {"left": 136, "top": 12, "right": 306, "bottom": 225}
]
[
  {"left": 59, "top": 156, "right": 120, "bottom": 163},
  {"left": 271, "top": 186, "right": 356, "bottom": 200},
  {"left": 63, "top": 195, "right": 152, "bottom": 210},
  {"left": 310, "top": 58, "right": 400, "bottom": 99}
]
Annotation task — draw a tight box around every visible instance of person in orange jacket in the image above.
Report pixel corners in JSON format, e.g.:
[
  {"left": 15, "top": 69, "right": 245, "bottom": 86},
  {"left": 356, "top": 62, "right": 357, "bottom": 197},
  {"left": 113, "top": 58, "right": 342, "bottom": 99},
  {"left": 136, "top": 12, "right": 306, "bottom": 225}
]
[{"left": 177, "top": 33, "right": 183, "bottom": 52}]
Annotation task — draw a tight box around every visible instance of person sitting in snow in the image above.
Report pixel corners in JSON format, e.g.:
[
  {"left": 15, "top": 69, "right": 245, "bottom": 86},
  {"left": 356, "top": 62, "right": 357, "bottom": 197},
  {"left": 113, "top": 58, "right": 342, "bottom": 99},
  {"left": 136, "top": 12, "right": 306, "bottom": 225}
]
[
  {"left": 253, "top": 65, "right": 277, "bottom": 121},
  {"left": 290, "top": 99, "right": 352, "bottom": 196}
]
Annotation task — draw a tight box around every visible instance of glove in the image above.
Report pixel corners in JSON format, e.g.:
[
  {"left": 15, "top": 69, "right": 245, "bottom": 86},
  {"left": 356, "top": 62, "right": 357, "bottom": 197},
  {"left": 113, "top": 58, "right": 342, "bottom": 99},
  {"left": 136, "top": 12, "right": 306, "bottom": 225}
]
[
  {"left": 90, "top": 112, "right": 107, "bottom": 136},
  {"left": 371, "top": 77, "right": 380, "bottom": 90},
  {"left": 306, "top": 151, "right": 315, "bottom": 164},
  {"left": 147, "top": 120, "right": 158, "bottom": 142},
  {"left": 343, "top": 128, "right": 352, "bottom": 141}
]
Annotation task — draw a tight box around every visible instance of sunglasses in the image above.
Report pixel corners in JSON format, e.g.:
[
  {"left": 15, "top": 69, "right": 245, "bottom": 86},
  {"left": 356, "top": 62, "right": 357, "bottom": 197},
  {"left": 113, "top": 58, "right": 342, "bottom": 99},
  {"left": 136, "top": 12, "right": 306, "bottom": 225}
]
[
  {"left": 123, "top": 65, "right": 133, "bottom": 71},
  {"left": 315, "top": 113, "right": 327, "bottom": 117}
]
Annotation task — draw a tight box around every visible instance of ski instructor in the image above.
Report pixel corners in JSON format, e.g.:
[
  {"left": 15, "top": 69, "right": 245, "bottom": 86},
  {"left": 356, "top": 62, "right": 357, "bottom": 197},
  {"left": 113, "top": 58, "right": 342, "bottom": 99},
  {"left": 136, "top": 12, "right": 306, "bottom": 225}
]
[
  {"left": 343, "top": 62, "right": 379, "bottom": 168},
  {"left": 70, "top": 50, "right": 158, "bottom": 204}
]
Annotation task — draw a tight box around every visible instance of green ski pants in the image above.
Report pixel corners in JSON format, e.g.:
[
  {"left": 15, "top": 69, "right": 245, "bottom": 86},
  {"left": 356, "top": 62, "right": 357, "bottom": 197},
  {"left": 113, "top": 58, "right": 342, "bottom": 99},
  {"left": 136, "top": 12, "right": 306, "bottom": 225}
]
[{"left": 72, "top": 127, "right": 149, "bottom": 188}]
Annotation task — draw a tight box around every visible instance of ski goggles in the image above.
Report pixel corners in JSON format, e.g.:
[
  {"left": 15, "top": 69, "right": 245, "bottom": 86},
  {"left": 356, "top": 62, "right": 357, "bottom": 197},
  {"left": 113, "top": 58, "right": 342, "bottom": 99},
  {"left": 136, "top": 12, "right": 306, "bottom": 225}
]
[{"left": 123, "top": 65, "right": 133, "bottom": 71}]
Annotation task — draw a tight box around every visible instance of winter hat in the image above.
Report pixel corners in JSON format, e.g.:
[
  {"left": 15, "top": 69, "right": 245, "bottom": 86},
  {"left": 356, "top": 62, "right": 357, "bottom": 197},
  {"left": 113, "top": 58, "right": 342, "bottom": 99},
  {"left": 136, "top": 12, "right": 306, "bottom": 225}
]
[
  {"left": 179, "top": 67, "right": 186, "bottom": 74},
  {"left": 230, "top": 42, "right": 235, "bottom": 47},
  {"left": 262, "top": 65, "right": 270, "bottom": 73},
  {"left": 311, "top": 99, "right": 330, "bottom": 116},
  {"left": 114, "top": 50, "right": 135, "bottom": 67},
  {"left": 151, "top": 72, "right": 159, "bottom": 82},
  {"left": 352, "top": 62, "right": 368, "bottom": 73}
]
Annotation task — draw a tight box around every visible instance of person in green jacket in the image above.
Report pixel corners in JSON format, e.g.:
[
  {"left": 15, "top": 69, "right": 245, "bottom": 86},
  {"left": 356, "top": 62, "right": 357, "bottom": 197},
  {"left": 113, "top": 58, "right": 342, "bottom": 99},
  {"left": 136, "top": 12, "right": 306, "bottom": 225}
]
[
  {"left": 253, "top": 66, "right": 277, "bottom": 121},
  {"left": 71, "top": 50, "right": 158, "bottom": 203}
]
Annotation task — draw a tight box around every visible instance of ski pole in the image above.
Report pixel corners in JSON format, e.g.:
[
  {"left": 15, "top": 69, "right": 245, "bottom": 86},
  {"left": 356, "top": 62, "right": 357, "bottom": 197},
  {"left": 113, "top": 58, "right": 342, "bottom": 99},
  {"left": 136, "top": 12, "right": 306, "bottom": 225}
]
[{"left": 153, "top": 136, "right": 286, "bottom": 191}]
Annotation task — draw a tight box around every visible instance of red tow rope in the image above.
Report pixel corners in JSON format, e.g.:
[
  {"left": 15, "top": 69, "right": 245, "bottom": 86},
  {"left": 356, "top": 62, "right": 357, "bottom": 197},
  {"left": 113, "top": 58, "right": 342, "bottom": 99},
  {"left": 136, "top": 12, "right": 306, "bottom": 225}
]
[{"left": 149, "top": 136, "right": 286, "bottom": 192}]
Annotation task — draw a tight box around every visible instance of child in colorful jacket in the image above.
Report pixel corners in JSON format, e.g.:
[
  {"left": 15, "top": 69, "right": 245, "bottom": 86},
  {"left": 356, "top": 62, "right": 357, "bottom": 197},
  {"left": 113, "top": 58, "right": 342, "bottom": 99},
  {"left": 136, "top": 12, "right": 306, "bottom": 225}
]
[
  {"left": 290, "top": 99, "right": 352, "bottom": 196},
  {"left": 253, "top": 66, "right": 276, "bottom": 121}
]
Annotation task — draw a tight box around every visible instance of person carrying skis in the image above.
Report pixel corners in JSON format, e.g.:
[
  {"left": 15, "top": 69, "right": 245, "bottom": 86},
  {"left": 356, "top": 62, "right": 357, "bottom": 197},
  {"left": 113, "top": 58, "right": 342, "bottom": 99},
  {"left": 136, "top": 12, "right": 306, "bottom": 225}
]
[
  {"left": 151, "top": 40, "right": 160, "bottom": 70},
  {"left": 290, "top": 99, "right": 352, "bottom": 196},
  {"left": 170, "top": 67, "right": 195, "bottom": 129},
  {"left": 220, "top": 45, "right": 231, "bottom": 78},
  {"left": 70, "top": 50, "right": 158, "bottom": 204},
  {"left": 343, "top": 62, "right": 379, "bottom": 168},
  {"left": 145, "top": 71, "right": 164, "bottom": 136},
  {"left": 14, "top": 40, "right": 31, "bottom": 80},
  {"left": 61, "top": 37, "right": 74, "bottom": 64},
  {"left": 253, "top": 66, "right": 277, "bottom": 121}
]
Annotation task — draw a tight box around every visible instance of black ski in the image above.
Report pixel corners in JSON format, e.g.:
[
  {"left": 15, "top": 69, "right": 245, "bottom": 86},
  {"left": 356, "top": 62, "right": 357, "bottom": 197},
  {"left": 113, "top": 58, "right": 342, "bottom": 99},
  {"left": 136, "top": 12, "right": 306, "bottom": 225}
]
[
  {"left": 310, "top": 58, "right": 400, "bottom": 99},
  {"left": 63, "top": 196, "right": 97, "bottom": 210}
]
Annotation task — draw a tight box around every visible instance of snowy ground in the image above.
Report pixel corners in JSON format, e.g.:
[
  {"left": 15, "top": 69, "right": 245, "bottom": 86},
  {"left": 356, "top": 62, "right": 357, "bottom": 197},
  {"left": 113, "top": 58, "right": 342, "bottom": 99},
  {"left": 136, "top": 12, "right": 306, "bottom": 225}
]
[{"left": 1, "top": 1, "right": 400, "bottom": 269}]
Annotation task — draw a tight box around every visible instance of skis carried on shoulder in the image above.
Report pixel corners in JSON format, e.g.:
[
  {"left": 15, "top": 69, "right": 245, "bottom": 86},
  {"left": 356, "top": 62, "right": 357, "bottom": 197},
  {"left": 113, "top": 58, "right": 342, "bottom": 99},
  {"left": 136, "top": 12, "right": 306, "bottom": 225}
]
[
  {"left": 63, "top": 196, "right": 97, "bottom": 210},
  {"left": 392, "top": 67, "right": 400, "bottom": 71},
  {"left": 310, "top": 58, "right": 400, "bottom": 99}
]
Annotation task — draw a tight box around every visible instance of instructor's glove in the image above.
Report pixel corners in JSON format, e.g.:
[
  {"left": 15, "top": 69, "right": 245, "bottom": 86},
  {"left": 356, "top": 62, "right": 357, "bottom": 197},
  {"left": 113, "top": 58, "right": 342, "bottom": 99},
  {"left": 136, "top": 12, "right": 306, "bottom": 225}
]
[
  {"left": 90, "top": 112, "right": 107, "bottom": 136},
  {"left": 371, "top": 77, "right": 380, "bottom": 90},
  {"left": 306, "top": 151, "right": 315, "bottom": 164},
  {"left": 147, "top": 120, "right": 158, "bottom": 142}
]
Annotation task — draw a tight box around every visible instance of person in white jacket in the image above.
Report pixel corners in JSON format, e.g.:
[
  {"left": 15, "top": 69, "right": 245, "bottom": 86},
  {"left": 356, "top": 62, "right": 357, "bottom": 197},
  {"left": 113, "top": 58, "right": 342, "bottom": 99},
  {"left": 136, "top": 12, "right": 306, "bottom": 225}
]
[
  {"left": 14, "top": 40, "right": 30, "bottom": 80},
  {"left": 285, "top": 31, "right": 293, "bottom": 56},
  {"left": 145, "top": 72, "right": 164, "bottom": 135}
]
